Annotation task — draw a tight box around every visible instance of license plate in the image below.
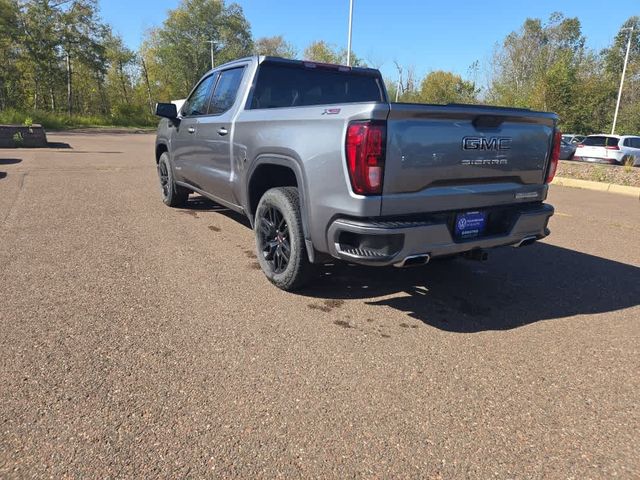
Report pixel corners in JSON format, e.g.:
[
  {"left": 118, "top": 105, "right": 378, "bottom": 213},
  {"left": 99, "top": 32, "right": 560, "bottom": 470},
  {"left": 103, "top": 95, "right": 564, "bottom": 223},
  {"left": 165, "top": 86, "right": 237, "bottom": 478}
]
[{"left": 454, "top": 211, "right": 487, "bottom": 239}]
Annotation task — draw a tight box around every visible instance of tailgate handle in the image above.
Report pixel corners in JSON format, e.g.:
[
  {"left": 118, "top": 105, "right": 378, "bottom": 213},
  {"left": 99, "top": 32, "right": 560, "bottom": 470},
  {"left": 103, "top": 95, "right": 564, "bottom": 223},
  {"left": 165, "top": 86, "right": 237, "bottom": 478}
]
[{"left": 473, "top": 115, "right": 505, "bottom": 129}]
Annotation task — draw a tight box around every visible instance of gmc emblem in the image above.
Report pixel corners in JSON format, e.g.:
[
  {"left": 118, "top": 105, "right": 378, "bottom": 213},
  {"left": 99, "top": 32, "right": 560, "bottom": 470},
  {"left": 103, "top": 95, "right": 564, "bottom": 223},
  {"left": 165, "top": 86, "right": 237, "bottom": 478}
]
[{"left": 462, "top": 137, "right": 512, "bottom": 151}]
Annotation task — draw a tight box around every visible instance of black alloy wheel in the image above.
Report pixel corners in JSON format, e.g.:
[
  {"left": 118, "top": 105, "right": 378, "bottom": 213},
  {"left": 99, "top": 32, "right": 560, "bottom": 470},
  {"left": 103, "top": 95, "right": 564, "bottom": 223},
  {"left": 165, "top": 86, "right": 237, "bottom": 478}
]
[
  {"left": 158, "top": 159, "right": 170, "bottom": 200},
  {"left": 258, "top": 206, "right": 291, "bottom": 274},
  {"left": 157, "top": 152, "right": 189, "bottom": 207}
]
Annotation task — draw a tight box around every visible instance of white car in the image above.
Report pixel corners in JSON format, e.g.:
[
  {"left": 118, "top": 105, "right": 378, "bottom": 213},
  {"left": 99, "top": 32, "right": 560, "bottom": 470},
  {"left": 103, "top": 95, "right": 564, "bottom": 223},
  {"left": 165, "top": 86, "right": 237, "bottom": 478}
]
[{"left": 574, "top": 135, "right": 640, "bottom": 166}]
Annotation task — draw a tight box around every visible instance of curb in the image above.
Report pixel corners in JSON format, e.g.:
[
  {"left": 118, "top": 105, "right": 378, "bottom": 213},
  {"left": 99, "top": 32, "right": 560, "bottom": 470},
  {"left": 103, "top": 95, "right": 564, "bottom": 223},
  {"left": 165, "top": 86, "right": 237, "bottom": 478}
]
[{"left": 552, "top": 176, "right": 640, "bottom": 200}]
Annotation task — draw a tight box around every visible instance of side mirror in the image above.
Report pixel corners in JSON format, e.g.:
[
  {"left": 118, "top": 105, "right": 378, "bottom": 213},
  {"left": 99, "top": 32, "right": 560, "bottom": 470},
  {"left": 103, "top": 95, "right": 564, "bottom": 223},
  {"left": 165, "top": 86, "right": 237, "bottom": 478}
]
[{"left": 155, "top": 102, "right": 178, "bottom": 119}]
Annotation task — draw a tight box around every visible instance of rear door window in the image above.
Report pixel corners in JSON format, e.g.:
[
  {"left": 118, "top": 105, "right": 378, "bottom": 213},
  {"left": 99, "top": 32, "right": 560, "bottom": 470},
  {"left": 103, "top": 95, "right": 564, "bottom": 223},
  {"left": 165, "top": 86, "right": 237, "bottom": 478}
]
[
  {"left": 208, "top": 67, "right": 245, "bottom": 115},
  {"left": 181, "top": 74, "right": 217, "bottom": 117},
  {"left": 630, "top": 137, "right": 640, "bottom": 149}
]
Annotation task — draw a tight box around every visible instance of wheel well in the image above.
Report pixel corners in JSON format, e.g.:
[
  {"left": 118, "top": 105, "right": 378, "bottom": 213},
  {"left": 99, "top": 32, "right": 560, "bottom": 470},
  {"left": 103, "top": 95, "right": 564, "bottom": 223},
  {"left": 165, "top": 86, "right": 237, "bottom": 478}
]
[
  {"left": 155, "top": 144, "right": 168, "bottom": 164},
  {"left": 248, "top": 164, "right": 298, "bottom": 217}
]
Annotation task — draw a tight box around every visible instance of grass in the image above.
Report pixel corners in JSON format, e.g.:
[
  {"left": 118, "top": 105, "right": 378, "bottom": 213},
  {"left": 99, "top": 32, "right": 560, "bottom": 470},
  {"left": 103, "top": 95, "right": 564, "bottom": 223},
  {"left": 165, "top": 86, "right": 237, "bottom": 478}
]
[{"left": 0, "top": 108, "right": 157, "bottom": 130}]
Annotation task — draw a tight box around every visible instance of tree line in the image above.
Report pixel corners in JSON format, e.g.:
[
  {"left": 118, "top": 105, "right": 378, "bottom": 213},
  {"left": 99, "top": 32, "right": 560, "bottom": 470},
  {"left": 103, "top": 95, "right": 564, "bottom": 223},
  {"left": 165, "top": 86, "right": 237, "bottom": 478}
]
[{"left": 0, "top": 0, "right": 638, "bottom": 133}]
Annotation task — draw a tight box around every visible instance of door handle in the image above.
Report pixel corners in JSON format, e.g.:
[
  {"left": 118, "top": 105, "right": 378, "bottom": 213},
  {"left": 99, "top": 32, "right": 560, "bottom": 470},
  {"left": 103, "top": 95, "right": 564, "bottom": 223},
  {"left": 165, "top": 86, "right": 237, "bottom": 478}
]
[
  {"left": 217, "top": 127, "right": 228, "bottom": 136},
  {"left": 187, "top": 127, "right": 196, "bottom": 134}
]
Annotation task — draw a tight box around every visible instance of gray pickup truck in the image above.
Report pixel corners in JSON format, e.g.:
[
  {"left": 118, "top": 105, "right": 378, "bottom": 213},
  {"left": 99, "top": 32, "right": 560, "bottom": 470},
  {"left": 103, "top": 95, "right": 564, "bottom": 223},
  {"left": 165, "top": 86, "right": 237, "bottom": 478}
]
[{"left": 154, "top": 56, "right": 559, "bottom": 290}]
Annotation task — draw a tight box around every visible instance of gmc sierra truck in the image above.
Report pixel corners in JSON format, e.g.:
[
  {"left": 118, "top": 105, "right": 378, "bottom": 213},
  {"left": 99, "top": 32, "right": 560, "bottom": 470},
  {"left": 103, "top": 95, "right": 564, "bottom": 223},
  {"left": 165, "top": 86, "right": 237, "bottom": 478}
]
[{"left": 154, "top": 56, "right": 559, "bottom": 290}]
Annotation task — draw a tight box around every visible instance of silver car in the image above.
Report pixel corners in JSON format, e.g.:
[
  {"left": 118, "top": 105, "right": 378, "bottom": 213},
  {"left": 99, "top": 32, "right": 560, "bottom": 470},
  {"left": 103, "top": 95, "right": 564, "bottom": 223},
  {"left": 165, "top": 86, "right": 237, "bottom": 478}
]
[{"left": 559, "top": 140, "right": 576, "bottom": 160}]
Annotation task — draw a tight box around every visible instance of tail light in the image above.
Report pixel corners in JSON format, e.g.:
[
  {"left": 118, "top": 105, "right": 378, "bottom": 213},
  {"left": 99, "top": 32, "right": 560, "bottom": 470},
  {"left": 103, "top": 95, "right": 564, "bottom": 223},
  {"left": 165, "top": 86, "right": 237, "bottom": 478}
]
[
  {"left": 606, "top": 145, "right": 620, "bottom": 150},
  {"left": 577, "top": 143, "right": 584, "bottom": 148},
  {"left": 546, "top": 131, "right": 561, "bottom": 183},
  {"left": 345, "top": 121, "right": 386, "bottom": 195}
]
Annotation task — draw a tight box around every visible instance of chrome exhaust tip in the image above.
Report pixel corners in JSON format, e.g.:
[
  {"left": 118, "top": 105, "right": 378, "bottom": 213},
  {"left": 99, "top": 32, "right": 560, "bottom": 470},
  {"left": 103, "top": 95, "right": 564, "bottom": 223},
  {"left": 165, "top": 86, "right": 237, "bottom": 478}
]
[
  {"left": 513, "top": 236, "right": 537, "bottom": 248},
  {"left": 394, "top": 253, "right": 431, "bottom": 268}
]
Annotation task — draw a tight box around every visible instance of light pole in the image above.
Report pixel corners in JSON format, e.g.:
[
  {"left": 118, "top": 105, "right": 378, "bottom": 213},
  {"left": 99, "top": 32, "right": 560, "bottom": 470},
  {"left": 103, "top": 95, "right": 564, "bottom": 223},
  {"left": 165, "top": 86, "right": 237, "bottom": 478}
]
[
  {"left": 206, "top": 40, "right": 215, "bottom": 69},
  {"left": 346, "top": 0, "right": 354, "bottom": 66},
  {"left": 611, "top": 27, "right": 634, "bottom": 135}
]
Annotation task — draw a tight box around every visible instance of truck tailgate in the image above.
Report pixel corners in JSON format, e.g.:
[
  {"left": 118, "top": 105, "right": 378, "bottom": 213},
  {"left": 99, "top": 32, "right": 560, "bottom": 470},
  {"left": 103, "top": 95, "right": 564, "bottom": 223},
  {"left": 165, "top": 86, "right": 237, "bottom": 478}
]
[{"left": 382, "top": 103, "right": 557, "bottom": 215}]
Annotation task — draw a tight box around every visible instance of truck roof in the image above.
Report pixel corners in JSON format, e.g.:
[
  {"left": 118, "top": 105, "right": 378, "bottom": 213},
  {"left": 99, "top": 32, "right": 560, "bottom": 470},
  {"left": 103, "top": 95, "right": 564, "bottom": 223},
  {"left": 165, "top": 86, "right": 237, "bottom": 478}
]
[
  {"left": 258, "top": 56, "right": 382, "bottom": 76},
  {"left": 207, "top": 55, "right": 381, "bottom": 77}
]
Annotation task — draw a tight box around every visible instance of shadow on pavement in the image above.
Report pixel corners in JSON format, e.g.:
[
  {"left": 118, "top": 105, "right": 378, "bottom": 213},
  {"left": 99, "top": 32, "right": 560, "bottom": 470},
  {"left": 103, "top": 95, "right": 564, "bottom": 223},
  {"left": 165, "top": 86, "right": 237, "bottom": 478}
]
[
  {"left": 298, "top": 243, "right": 640, "bottom": 333},
  {"left": 0, "top": 172, "right": 6, "bottom": 179},
  {"left": 182, "top": 195, "right": 251, "bottom": 227},
  {"left": 48, "top": 128, "right": 154, "bottom": 135},
  {"left": 46, "top": 141, "right": 72, "bottom": 149},
  {"left": 0, "top": 158, "right": 21, "bottom": 165},
  {"left": 179, "top": 195, "right": 639, "bottom": 332}
]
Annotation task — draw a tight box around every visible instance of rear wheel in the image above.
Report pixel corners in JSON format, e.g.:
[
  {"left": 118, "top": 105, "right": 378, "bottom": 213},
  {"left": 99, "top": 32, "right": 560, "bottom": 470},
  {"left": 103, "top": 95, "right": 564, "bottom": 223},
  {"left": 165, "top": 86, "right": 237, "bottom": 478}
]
[
  {"left": 157, "top": 152, "right": 189, "bottom": 207},
  {"left": 254, "top": 187, "right": 312, "bottom": 291},
  {"left": 622, "top": 155, "right": 635, "bottom": 167}
]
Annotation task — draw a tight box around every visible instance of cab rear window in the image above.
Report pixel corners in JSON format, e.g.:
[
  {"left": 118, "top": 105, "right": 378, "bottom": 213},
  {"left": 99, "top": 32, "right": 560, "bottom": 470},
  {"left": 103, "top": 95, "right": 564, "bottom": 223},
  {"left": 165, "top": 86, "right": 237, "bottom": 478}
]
[
  {"left": 583, "top": 136, "right": 619, "bottom": 147},
  {"left": 249, "top": 62, "right": 385, "bottom": 109}
]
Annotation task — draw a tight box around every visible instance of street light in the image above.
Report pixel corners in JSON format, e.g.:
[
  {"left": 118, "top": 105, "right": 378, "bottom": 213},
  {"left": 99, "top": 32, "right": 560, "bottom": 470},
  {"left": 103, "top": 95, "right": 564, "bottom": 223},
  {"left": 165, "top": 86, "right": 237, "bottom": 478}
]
[
  {"left": 206, "top": 40, "right": 215, "bottom": 69},
  {"left": 611, "top": 27, "right": 634, "bottom": 135},
  {"left": 346, "top": 0, "right": 354, "bottom": 66}
]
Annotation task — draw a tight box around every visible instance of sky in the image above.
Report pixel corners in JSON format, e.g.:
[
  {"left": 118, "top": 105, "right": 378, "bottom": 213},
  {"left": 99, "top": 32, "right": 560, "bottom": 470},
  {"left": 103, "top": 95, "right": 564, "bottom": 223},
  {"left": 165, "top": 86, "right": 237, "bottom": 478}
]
[{"left": 98, "top": 0, "right": 638, "bottom": 83}]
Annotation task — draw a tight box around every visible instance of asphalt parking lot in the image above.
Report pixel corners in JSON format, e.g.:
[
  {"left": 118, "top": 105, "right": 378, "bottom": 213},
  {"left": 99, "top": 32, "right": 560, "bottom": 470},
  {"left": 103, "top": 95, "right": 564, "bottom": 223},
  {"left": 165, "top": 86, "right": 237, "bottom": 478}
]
[{"left": 1, "top": 131, "right": 639, "bottom": 478}]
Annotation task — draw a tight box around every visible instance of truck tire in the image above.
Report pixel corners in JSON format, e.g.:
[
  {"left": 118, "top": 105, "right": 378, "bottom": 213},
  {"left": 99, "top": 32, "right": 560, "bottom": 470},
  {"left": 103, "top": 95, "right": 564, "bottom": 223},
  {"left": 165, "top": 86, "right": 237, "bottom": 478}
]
[
  {"left": 254, "top": 187, "right": 312, "bottom": 291},
  {"left": 157, "top": 152, "right": 189, "bottom": 207}
]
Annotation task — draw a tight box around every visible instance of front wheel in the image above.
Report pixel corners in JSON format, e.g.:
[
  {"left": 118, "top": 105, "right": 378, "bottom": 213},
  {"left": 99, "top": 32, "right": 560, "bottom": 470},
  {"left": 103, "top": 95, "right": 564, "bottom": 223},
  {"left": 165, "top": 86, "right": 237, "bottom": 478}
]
[
  {"left": 254, "top": 187, "right": 313, "bottom": 291},
  {"left": 157, "top": 152, "right": 189, "bottom": 207}
]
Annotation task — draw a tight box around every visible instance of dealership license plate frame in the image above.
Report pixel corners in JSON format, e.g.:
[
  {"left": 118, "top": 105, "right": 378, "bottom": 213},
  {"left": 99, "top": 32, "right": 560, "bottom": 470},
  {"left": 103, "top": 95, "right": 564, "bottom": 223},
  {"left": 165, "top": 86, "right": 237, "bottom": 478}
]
[{"left": 454, "top": 210, "right": 487, "bottom": 240}]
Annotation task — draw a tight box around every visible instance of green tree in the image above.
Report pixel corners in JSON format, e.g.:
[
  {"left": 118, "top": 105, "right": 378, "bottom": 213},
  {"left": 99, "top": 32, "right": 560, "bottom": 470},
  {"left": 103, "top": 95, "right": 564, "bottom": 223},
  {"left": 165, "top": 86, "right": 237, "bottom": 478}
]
[
  {"left": 254, "top": 35, "right": 296, "bottom": 58},
  {"left": 14, "top": 0, "right": 65, "bottom": 111},
  {"left": 418, "top": 71, "right": 478, "bottom": 104},
  {"left": 105, "top": 31, "right": 136, "bottom": 107},
  {"left": 58, "top": 0, "right": 108, "bottom": 114},
  {"left": 141, "top": 0, "right": 253, "bottom": 100},
  {"left": 303, "top": 40, "right": 365, "bottom": 66},
  {"left": 0, "top": 0, "right": 22, "bottom": 109},
  {"left": 488, "top": 13, "right": 598, "bottom": 132}
]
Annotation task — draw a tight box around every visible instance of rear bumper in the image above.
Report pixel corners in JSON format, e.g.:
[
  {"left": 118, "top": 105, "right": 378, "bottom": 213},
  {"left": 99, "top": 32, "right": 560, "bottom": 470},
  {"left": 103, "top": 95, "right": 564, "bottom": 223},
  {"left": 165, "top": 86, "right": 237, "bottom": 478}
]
[{"left": 326, "top": 203, "right": 554, "bottom": 266}]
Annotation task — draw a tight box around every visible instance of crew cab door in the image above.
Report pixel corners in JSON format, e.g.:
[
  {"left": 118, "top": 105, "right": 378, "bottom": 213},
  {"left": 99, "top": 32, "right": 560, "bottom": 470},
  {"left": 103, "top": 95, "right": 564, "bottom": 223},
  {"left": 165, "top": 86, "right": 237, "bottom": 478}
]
[
  {"left": 191, "top": 66, "right": 247, "bottom": 205},
  {"left": 171, "top": 73, "right": 218, "bottom": 187}
]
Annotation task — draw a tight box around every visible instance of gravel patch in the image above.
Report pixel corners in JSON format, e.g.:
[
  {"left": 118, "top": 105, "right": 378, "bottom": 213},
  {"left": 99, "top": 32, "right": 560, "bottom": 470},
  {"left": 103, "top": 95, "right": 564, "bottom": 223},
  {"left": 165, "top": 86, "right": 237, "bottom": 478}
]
[{"left": 558, "top": 160, "right": 640, "bottom": 187}]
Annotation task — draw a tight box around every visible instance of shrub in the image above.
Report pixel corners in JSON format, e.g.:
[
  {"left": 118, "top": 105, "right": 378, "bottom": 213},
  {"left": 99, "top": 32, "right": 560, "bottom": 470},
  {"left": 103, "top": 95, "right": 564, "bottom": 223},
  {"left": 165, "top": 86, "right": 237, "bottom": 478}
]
[
  {"left": 12, "top": 132, "right": 24, "bottom": 146},
  {"left": 0, "top": 108, "right": 156, "bottom": 130}
]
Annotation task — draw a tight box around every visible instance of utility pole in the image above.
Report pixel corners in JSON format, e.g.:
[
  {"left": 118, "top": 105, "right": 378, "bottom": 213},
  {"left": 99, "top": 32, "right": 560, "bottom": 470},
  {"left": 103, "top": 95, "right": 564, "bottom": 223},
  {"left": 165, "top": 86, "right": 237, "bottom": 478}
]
[
  {"left": 611, "top": 27, "right": 634, "bottom": 135},
  {"left": 206, "top": 40, "right": 215, "bottom": 69},
  {"left": 346, "top": 0, "right": 354, "bottom": 66},
  {"left": 66, "top": 49, "right": 72, "bottom": 116}
]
